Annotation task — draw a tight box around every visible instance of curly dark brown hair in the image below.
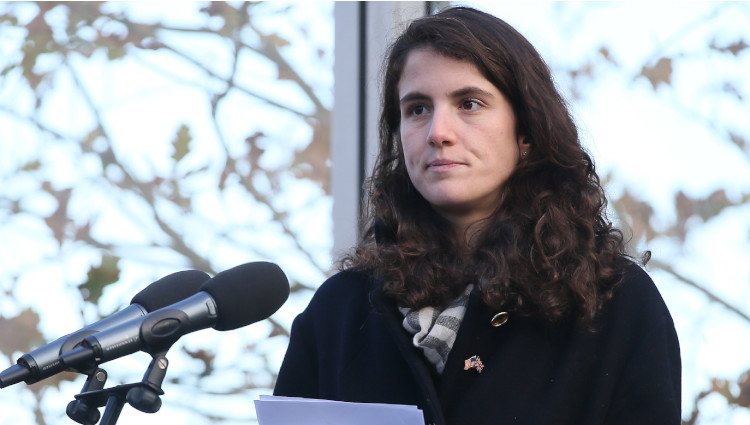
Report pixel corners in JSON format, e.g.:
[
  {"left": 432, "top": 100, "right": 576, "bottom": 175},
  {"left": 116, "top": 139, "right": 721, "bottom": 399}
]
[{"left": 341, "top": 6, "right": 631, "bottom": 325}]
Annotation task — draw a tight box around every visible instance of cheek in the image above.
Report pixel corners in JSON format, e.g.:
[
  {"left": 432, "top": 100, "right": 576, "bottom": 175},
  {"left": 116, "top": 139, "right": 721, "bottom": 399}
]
[
  {"left": 402, "top": 149, "right": 417, "bottom": 180},
  {"left": 399, "top": 130, "right": 420, "bottom": 165},
  {"left": 399, "top": 147, "right": 421, "bottom": 188}
]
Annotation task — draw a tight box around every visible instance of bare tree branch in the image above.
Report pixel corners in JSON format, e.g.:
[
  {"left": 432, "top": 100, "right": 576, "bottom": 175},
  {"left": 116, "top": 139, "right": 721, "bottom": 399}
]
[
  {"left": 239, "top": 32, "right": 326, "bottom": 113},
  {"left": 682, "top": 387, "right": 713, "bottom": 425},
  {"left": 63, "top": 59, "right": 215, "bottom": 273},
  {"left": 649, "top": 258, "right": 750, "bottom": 324},
  {"left": 148, "top": 40, "right": 316, "bottom": 120}
]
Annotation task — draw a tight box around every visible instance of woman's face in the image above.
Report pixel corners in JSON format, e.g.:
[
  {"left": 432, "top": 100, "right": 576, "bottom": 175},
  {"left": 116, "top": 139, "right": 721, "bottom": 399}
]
[{"left": 398, "top": 48, "right": 525, "bottom": 229}]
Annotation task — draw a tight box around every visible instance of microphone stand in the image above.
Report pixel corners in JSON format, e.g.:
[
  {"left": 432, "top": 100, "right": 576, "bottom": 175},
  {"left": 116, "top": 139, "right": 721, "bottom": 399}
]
[
  {"left": 66, "top": 367, "right": 108, "bottom": 425},
  {"left": 67, "top": 352, "right": 170, "bottom": 425}
]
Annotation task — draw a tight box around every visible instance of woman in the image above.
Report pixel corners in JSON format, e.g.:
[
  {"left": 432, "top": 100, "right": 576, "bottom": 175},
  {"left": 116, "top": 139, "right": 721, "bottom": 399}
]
[{"left": 274, "top": 7, "right": 681, "bottom": 425}]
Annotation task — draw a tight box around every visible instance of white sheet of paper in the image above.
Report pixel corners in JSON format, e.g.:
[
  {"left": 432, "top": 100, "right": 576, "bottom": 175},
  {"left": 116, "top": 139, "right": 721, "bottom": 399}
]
[{"left": 255, "top": 395, "right": 424, "bottom": 425}]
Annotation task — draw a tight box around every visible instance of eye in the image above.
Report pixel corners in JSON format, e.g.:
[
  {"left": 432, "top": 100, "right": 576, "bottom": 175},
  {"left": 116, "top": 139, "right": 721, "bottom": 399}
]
[
  {"left": 460, "top": 99, "right": 481, "bottom": 111},
  {"left": 413, "top": 104, "right": 429, "bottom": 116},
  {"left": 404, "top": 103, "right": 429, "bottom": 117}
]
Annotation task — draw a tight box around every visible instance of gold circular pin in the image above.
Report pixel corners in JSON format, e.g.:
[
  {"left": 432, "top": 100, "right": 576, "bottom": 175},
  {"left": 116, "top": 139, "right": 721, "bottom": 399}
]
[{"left": 490, "top": 311, "right": 509, "bottom": 327}]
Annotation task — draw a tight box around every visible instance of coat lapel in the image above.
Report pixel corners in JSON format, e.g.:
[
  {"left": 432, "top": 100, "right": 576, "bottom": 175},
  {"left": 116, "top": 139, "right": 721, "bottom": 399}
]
[
  {"left": 370, "top": 287, "right": 446, "bottom": 425},
  {"left": 438, "top": 288, "right": 509, "bottom": 411}
]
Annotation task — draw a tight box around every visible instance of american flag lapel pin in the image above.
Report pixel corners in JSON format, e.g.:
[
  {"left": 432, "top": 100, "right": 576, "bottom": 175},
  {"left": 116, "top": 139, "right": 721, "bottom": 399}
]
[{"left": 463, "top": 355, "right": 484, "bottom": 373}]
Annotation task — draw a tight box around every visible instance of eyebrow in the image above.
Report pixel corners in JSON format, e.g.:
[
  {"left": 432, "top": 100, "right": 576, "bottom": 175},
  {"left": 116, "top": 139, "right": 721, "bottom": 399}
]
[{"left": 399, "top": 86, "right": 496, "bottom": 105}]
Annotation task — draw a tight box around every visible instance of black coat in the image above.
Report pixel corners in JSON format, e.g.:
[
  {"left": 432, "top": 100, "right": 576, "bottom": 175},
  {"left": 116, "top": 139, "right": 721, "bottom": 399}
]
[{"left": 274, "top": 263, "right": 681, "bottom": 425}]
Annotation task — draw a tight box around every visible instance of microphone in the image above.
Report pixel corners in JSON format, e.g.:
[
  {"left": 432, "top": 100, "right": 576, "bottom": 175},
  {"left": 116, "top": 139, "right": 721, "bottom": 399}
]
[
  {"left": 0, "top": 270, "right": 209, "bottom": 388},
  {"left": 60, "top": 262, "right": 289, "bottom": 371}
]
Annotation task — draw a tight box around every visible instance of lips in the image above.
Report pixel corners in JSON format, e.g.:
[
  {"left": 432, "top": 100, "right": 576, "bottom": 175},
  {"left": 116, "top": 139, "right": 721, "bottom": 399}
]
[{"left": 427, "top": 159, "right": 464, "bottom": 169}]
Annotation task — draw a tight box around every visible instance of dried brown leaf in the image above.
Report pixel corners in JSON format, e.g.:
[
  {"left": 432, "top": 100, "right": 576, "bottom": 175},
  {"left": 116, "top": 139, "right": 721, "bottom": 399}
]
[
  {"left": 668, "top": 189, "right": 735, "bottom": 242},
  {"left": 612, "top": 190, "right": 656, "bottom": 242},
  {"left": 598, "top": 46, "right": 618, "bottom": 66},
  {"left": 265, "top": 33, "right": 290, "bottom": 49},
  {"left": 729, "top": 132, "right": 747, "bottom": 151},
  {"left": 22, "top": 160, "right": 41, "bottom": 172},
  {"left": 74, "top": 221, "right": 92, "bottom": 242},
  {"left": 0, "top": 13, "right": 19, "bottom": 26},
  {"left": 639, "top": 57, "right": 672, "bottom": 90},
  {"left": 42, "top": 182, "right": 73, "bottom": 245},
  {"left": 710, "top": 39, "right": 749, "bottom": 56},
  {"left": 246, "top": 132, "right": 266, "bottom": 173},
  {"left": 200, "top": 2, "right": 235, "bottom": 18},
  {"left": 78, "top": 255, "right": 120, "bottom": 304},
  {"left": 675, "top": 189, "right": 732, "bottom": 223},
  {"left": 0, "top": 309, "right": 44, "bottom": 358},
  {"left": 737, "top": 370, "right": 750, "bottom": 407},
  {"left": 172, "top": 124, "right": 192, "bottom": 163},
  {"left": 569, "top": 62, "right": 593, "bottom": 80},
  {"left": 105, "top": 44, "right": 126, "bottom": 61}
]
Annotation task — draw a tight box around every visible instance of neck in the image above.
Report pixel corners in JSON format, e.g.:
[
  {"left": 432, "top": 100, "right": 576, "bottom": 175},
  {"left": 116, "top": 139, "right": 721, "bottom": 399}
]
[
  {"left": 451, "top": 216, "right": 490, "bottom": 251},
  {"left": 434, "top": 204, "right": 498, "bottom": 249}
]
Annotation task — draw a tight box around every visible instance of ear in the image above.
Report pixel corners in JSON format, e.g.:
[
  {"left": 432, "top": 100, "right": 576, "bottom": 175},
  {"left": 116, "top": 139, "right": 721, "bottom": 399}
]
[{"left": 517, "top": 135, "right": 530, "bottom": 155}]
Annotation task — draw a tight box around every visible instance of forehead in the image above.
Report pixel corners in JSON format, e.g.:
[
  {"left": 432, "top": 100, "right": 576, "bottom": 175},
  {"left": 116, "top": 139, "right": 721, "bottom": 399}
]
[{"left": 398, "top": 48, "right": 493, "bottom": 94}]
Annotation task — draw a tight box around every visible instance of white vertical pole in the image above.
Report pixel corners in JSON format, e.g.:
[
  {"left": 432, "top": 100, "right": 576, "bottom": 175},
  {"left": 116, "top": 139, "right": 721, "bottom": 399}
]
[{"left": 332, "top": 2, "right": 427, "bottom": 259}]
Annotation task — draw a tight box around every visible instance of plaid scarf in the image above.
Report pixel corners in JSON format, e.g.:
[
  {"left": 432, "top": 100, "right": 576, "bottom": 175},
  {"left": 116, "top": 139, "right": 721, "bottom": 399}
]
[{"left": 399, "top": 284, "right": 473, "bottom": 374}]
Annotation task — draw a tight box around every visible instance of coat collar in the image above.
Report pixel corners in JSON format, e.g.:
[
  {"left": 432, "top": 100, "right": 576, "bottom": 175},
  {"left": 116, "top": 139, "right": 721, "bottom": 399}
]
[{"left": 369, "top": 283, "right": 519, "bottom": 424}]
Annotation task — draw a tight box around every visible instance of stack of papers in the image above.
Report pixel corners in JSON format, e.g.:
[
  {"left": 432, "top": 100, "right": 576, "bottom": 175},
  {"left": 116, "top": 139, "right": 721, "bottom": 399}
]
[{"left": 255, "top": 395, "right": 425, "bottom": 425}]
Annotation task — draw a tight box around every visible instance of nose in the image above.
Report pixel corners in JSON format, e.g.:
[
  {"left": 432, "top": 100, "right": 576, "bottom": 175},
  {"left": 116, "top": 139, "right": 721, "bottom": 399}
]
[{"left": 427, "top": 105, "right": 456, "bottom": 147}]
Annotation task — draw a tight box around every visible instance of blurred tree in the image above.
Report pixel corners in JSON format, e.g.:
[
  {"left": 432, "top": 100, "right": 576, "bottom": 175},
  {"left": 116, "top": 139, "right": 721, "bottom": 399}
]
[
  {"left": 2, "top": 1, "right": 749, "bottom": 425},
  {"left": 0, "top": 1, "right": 331, "bottom": 423},
  {"left": 544, "top": 3, "right": 750, "bottom": 424}
]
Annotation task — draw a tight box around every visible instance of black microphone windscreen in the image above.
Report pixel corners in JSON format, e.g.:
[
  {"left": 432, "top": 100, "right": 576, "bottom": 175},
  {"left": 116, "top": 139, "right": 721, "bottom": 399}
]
[
  {"left": 201, "top": 262, "right": 290, "bottom": 331},
  {"left": 131, "top": 270, "right": 210, "bottom": 312}
]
